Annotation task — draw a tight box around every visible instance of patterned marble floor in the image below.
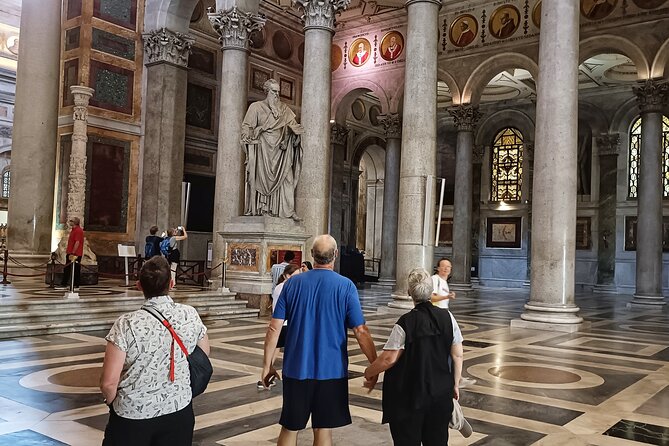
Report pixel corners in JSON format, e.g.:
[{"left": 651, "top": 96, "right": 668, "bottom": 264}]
[{"left": 0, "top": 285, "right": 668, "bottom": 445}]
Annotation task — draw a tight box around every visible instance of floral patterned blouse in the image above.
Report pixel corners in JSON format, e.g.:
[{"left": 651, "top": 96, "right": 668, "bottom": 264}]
[{"left": 105, "top": 295, "right": 207, "bottom": 419}]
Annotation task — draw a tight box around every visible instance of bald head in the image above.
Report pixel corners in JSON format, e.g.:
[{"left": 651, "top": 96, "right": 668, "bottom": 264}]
[{"left": 311, "top": 235, "right": 337, "bottom": 266}]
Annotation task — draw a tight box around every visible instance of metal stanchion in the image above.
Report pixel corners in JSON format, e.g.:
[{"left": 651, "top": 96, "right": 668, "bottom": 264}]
[
  {"left": 1, "top": 249, "right": 10, "bottom": 285},
  {"left": 49, "top": 252, "right": 57, "bottom": 288},
  {"left": 64, "top": 257, "right": 79, "bottom": 299}
]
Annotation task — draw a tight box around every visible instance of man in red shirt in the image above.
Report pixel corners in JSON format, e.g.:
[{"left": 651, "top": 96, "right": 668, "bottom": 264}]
[{"left": 57, "top": 217, "right": 84, "bottom": 290}]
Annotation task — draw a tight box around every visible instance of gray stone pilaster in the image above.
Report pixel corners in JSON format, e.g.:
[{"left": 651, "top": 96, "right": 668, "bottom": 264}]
[
  {"left": 632, "top": 80, "right": 668, "bottom": 307},
  {"left": 594, "top": 134, "right": 620, "bottom": 291},
  {"left": 448, "top": 105, "right": 482, "bottom": 289},
  {"left": 294, "top": 0, "right": 350, "bottom": 257},
  {"left": 7, "top": 0, "right": 61, "bottom": 258},
  {"left": 513, "top": 0, "right": 586, "bottom": 331},
  {"left": 139, "top": 28, "right": 194, "bottom": 242},
  {"left": 390, "top": 0, "right": 440, "bottom": 309},
  {"left": 330, "top": 123, "right": 349, "bottom": 261},
  {"left": 208, "top": 8, "right": 266, "bottom": 270},
  {"left": 378, "top": 114, "right": 401, "bottom": 286}
]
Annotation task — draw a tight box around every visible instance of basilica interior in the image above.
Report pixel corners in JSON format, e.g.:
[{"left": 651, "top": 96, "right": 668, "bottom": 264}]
[{"left": 0, "top": 0, "right": 669, "bottom": 444}]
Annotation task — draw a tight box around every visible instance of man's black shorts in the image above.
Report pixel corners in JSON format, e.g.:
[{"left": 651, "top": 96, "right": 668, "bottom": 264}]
[
  {"left": 277, "top": 326, "right": 287, "bottom": 348},
  {"left": 279, "top": 377, "right": 351, "bottom": 431}
]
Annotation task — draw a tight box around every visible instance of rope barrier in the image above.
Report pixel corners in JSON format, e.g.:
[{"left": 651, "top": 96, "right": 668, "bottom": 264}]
[{"left": 0, "top": 248, "right": 224, "bottom": 286}]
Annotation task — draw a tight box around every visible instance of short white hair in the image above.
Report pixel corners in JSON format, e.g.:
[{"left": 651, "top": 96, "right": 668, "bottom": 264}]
[{"left": 407, "top": 268, "right": 432, "bottom": 304}]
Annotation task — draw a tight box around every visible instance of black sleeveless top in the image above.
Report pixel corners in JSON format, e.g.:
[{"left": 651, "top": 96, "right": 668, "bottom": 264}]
[{"left": 382, "top": 302, "right": 455, "bottom": 423}]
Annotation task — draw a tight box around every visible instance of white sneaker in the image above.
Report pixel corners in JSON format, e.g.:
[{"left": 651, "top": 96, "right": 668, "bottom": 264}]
[{"left": 460, "top": 377, "right": 477, "bottom": 388}]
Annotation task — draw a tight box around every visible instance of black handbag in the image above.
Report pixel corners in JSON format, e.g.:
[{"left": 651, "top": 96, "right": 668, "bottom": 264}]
[{"left": 143, "top": 307, "right": 213, "bottom": 397}]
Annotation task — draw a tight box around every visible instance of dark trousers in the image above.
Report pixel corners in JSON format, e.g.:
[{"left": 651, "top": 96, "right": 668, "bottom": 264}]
[
  {"left": 102, "top": 402, "right": 194, "bottom": 446},
  {"left": 388, "top": 397, "right": 453, "bottom": 446},
  {"left": 62, "top": 256, "right": 81, "bottom": 287}
]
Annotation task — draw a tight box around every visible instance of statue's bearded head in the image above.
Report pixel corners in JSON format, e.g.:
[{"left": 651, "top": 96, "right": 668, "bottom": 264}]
[{"left": 263, "top": 79, "right": 281, "bottom": 111}]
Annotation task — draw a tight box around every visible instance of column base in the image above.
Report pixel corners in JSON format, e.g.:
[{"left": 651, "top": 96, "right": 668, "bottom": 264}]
[
  {"left": 372, "top": 278, "right": 396, "bottom": 290},
  {"left": 388, "top": 292, "right": 414, "bottom": 310},
  {"left": 593, "top": 284, "right": 617, "bottom": 294},
  {"left": 449, "top": 282, "right": 474, "bottom": 295},
  {"left": 510, "top": 318, "right": 591, "bottom": 333},
  {"left": 5, "top": 252, "right": 53, "bottom": 277},
  {"left": 516, "top": 302, "right": 585, "bottom": 327},
  {"left": 629, "top": 294, "right": 666, "bottom": 308}
]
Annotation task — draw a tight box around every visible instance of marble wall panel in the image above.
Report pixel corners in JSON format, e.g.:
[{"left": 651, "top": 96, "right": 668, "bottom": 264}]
[
  {"left": 89, "top": 60, "right": 134, "bottom": 115},
  {"left": 479, "top": 254, "right": 528, "bottom": 287},
  {"left": 91, "top": 28, "right": 135, "bottom": 61},
  {"left": 93, "top": 0, "right": 137, "bottom": 31}
]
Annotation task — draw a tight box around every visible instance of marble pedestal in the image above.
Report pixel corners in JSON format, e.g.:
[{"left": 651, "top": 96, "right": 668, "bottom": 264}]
[{"left": 219, "top": 216, "right": 310, "bottom": 315}]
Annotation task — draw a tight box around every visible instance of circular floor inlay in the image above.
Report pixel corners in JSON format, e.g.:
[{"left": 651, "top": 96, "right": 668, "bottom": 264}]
[
  {"left": 467, "top": 361, "right": 605, "bottom": 389},
  {"left": 488, "top": 365, "right": 581, "bottom": 384},
  {"left": 49, "top": 367, "right": 102, "bottom": 387}
]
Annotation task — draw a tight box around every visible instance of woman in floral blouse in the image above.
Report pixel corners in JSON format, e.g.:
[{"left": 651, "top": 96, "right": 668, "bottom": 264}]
[{"left": 100, "top": 256, "right": 210, "bottom": 446}]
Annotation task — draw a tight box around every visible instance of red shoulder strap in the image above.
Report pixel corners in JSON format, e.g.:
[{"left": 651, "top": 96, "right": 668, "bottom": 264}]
[{"left": 143, "top": 307, "right": 189, "bottom": 382}]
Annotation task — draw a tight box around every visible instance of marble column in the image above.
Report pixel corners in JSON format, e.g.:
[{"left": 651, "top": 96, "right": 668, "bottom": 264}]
[
  {"left": 594, "top": 134, "right": 620, "bottom": 292},
  {"left": 378, "top": 113, "right": 401, "bottom": 286},
  {"left": 632, "top": 80, "right": 668, "bottom": 306},
  {"left": 7, "top": 0, "right": 61, "bottom": 258},
  {"left": 390, "top": 0, "right": 440, "bottom": 308},
  {"left": 139, "top": 28, "right": 194, "bottom": 240},
  {"left": 514, "top": 0, "right": 586, "bottom": 331},
  {"left": 208, "top": 7, "right": 266, "bottom": 269},
  {"left": 448, "top": 105, "right": 482, "bottom": 289},
  {"left": 294, "top": 0, "right": 350, "bottom": 255},
  {"left": 66, "top": 86, "right": 95, "bottom": 224},
  {"left": 330, "top": 123, "right": 349, "bottom": 271}
]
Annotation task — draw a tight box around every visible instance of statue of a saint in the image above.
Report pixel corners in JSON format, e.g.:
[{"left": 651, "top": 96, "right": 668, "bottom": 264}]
[{"left": 241, "top": 79, "right": 304, "bottom": 221}]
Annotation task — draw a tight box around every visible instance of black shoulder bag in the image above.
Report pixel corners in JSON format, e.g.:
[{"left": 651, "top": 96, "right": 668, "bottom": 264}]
[{"left": 143, "top": 306, "right": 213, "bottom": 397}]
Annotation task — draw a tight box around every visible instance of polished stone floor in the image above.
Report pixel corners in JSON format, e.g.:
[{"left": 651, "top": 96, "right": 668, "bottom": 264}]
[{"left": 0, "top": 283, "right": 668, "bottom": 445}]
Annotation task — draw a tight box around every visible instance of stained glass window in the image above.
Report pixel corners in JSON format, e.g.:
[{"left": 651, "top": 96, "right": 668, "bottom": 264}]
[
  {"left": 491, "top": 127, "right": 523, "bottom": 201},
  {"left": 1, "top": 169, "right": 9, "bottom": 198},
  {"left": 628, "top": 115, "right": 669, "bottom": 198}
]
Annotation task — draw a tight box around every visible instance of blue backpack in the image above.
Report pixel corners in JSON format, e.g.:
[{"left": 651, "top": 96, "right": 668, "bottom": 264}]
[
  {"left": 160, "top": 238, "right": 171, "bottom": 257},
  {"left": 144, "top": 241, "right": 156, "bottom": 259}
]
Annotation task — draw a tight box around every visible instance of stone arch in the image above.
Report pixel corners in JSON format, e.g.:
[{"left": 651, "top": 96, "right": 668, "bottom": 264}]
[
  {"left": 651, "top": 37, "right": 669, "bottom": 79},
  {"left": 352, "top": 135, "right": 386, "bottom": 167},
  {"left": 144, "top": 0, "right": 201, "bottom": 33},
  {"left": 476, "top": 109, "right": 535, "bottom": 146},
  {"left": 610, "top": 97, "right": 641, "bottom": 135},
  {"left": 437, "top": 68, "right": 462, "bottom": 105},
  {"left": 462, "top": 53, "right": 539, "bottom": 105},
  {"left": 578, "top": 101, "right": 610, "bottom": 136},
  {"left": 332, "top": 80, "right": 391, "bottom": 123},
  {"left": 579, "top": 35, "right": 650, "bottom": 80}
]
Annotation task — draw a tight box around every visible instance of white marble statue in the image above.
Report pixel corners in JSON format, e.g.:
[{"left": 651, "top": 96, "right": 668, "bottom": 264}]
[{"left": 241, "top": 79, "right": 304, "bottom": 221}]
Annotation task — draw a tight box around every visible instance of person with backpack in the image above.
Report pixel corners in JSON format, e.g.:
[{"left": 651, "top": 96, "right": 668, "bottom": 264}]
[
  {"left": 144, "top": 225, "right": 164, "bottom": 259},
  {"left": 161, "top": 226, "right": 188, "bottom": 290}
]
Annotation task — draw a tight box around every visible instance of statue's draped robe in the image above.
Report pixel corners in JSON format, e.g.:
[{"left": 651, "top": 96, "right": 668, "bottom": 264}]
[{"left": 242, "top": 100, "right": 302, "bottom": 218}]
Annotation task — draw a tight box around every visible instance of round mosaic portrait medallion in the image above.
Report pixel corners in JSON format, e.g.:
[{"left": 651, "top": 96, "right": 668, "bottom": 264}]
[
  {"left": 380, "top": 31, "right": 404, "bottom": 61},
  {"left": 489, "top": 5, "right": 521, "bottom": 40},
  {"left": 532, "top": 1, "right": 542, "bottom": 28},
  {"left": 449, "top": 14, "right": 478, "bottom": 47},
  {"left": 632, "top": 0, "right": 666, "bottom": 8},
  {"left": 332, "top": 44, "right": 343, "bottom": 71},
  {"left": 272, "top": 30, "right": 292, "bottom": 60},
  {"left": 348, "top": 38, "right": 372, "bottom": 67},
  {"left": 581, "top": 0, "right": 618, "bottom": 20}
]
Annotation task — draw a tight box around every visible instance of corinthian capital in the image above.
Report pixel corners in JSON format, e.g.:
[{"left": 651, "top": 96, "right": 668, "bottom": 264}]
[
  {"left": 633, "top": 79, "right": 669, "bottom": 114},
  {"left": 70, "top": 85, "right": 94, "bottom": 122},
  {"left": 379, "top": 113, "right": 401, "bottom": 138},
  {"left": 596, "top": 133, "right": 621, "bottom": 157},
  {"left": 330, "top": 123, "right": 349, "bottom": 145},
  {"left": 143, "top": 28, "right": 195, "bottom": 67},
  {"left": 448, "top": 104, "right": 482, "bottom": 131},
  {"left": 294, "top": 0, "right": 351, "bottom": 32},
  {"left": 208, "top": 7, "right": 266, "bottom": 51}
]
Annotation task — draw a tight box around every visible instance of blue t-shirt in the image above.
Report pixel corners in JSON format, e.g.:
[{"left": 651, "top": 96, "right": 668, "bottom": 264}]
[{"left": 273, "top": 269, "right": 366, "bottom": 380}]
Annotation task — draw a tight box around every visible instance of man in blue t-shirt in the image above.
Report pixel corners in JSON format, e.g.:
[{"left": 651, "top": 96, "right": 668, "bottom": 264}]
[{"left": 261, "top": 234, "right": 378, "bottom": 446}]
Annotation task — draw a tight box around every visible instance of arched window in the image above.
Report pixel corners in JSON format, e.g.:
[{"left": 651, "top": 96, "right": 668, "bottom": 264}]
[
  {"left": 491, "top": 127, "right": 523, "bottom": 201},
  {"left": 628, "top": 115, "right": 669, "bottom": 198},
  {"left": 1, "top": 169, "right": 9, "bottom": 198}
]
